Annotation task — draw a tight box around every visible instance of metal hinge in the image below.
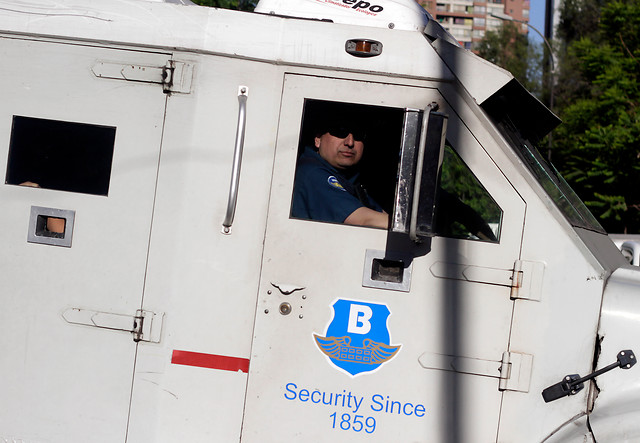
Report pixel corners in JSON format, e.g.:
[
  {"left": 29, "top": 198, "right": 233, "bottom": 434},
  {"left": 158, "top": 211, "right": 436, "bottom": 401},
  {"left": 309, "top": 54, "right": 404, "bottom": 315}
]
[
  {"left": 418, "top": 350, "right": 533, "bottom": 393},
  {"left": 92, "top": 60, "right": 193, "bottom": 93},
  {"left": 499, "top": 351, "right": 534, "bottom": 392},
  {"left": 509, "top": 260, "right": 545, "bottom": 301},
  {"left": 430, "top": 259, "right": 544, "bottom": 301},
  {"left": 62, "top": 307, "right": 164, "bottom": 343}
]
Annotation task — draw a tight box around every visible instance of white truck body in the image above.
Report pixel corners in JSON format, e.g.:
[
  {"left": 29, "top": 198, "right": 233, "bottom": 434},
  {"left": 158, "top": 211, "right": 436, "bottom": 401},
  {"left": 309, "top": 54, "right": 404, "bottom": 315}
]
[{"left": 0, "top": 0, "right": 638, "bottom": 441}]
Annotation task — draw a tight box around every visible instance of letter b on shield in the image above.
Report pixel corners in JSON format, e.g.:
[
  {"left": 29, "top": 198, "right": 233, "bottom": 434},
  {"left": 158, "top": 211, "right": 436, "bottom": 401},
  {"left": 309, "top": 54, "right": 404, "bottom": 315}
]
[{"left": 314, "top": 299, "right": 401, "bottom": 376}]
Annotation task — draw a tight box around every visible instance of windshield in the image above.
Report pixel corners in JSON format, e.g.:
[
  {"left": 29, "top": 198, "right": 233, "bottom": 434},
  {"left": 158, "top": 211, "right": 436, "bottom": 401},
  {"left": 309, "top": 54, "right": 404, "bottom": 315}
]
[{"left": 493, "top": 117, "right": 605, "bottom": 234}]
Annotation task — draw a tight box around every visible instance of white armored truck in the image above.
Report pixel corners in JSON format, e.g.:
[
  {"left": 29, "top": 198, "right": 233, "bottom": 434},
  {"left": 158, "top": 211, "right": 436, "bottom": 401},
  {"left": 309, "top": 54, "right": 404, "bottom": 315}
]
[{"left": 1, "top": 0, "right": 639, "bottom": 441}]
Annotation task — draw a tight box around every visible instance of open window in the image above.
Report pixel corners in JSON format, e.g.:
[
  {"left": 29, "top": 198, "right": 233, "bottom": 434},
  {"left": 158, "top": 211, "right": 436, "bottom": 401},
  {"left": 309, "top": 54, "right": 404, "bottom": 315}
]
[
  {"left": 290, "top": 100, "right": 404, "bottom": 226},
  {"left": 435, "top": 143, "right": 502, "bottom": 242},
  {"left": 5, "top": 116, "right": 116, "bottom": 196},
  {"left": 288, "top": 99, "right": 501, "bottom": 243}
]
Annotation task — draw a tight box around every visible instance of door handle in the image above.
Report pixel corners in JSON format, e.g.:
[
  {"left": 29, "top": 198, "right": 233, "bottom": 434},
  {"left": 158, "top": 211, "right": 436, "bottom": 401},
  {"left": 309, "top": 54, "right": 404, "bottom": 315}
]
[{"left": 222, "top": 86, "right": 249, "bottom": 234}]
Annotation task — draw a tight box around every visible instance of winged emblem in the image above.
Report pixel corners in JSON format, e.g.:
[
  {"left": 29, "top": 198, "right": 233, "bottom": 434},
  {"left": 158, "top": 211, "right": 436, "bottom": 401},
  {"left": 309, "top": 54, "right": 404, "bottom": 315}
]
[{"left": 314, "top": 334, "right": 401, "bottom": 365}]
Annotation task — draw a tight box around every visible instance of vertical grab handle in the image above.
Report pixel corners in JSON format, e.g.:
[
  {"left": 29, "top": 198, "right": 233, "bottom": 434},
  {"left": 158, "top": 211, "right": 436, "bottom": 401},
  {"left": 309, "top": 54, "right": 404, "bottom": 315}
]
[{"left": 222, "top": 86, "right": 249, "bottom": 234}]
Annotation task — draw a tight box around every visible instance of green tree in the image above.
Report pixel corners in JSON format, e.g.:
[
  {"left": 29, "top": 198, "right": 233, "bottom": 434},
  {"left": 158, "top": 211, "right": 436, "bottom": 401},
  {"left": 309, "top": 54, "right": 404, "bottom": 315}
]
[
  {"left": 476, "top": 22, "right": 543, "bottom": 97},
  {"left": 553, "top": 0, "right": 640, "bottom": 233},
  {"left": 190, "top": 0, "right": 255, "bottom": 10}
]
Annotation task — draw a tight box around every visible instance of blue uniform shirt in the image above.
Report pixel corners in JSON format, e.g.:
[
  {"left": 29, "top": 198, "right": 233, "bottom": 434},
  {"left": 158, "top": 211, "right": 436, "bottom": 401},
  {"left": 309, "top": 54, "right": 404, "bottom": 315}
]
[{"left": 291, "top": 147, "right": 383, "bottom": 224}]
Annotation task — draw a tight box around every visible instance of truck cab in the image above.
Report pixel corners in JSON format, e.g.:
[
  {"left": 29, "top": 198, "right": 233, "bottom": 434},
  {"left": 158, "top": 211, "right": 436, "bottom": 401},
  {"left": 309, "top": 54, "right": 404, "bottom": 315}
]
[{"left": 0, "top": 0, "right": 637, "bottom": 441}]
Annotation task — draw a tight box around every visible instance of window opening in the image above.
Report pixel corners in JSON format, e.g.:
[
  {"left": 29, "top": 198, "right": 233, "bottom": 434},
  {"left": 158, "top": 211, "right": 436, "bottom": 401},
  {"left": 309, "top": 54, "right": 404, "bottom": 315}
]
[
  {"left": 290, "top": 99, "right": 404, "bottom": 229},
  {"left": 5, "top": 116, "right": 116, "bottom": 196},
  {"left": 289, "top": 100, "right": 502, "bottom": 242},
  {"left": 435, "top": 144, "right": 502, "bottom": 242},
  {"left": 36, "top": 215, "right": 66, "bottom": 238}
]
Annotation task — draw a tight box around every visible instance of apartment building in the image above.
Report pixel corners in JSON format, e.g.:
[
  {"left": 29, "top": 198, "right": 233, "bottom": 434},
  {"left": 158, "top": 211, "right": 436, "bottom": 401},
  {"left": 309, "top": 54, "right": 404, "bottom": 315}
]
[{"left": 421, "top": 0, "right": 530, "bottom": 51}]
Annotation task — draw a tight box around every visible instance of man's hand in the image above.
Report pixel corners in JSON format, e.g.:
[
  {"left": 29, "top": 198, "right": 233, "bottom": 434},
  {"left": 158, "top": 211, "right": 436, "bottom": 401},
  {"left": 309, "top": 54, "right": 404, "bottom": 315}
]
[{"left": 344, "top": 207, "right": 389, "bottom": 229}]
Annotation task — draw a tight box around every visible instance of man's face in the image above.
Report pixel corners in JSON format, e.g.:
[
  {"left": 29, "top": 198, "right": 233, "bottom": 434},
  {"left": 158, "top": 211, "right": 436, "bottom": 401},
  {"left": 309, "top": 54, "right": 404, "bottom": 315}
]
[{"left": 315, "top": 131, "right": 364, "bottom": 170}]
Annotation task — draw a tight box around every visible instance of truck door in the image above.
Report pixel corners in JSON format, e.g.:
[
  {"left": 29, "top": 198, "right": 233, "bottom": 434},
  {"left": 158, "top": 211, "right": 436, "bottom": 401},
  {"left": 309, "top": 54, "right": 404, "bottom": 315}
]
[
  {"left": 241, "top": 74, "right": 527, "bottom": 441},
  {"left": 0, "top": 38, "right": 170, "bottom": 441}
]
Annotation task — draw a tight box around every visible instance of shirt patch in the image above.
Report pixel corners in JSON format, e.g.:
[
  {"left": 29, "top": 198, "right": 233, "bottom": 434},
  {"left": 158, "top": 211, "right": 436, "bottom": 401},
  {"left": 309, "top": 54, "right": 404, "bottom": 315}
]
[{"left": 327, "top": 176, "right": 346, "bottom": 191}]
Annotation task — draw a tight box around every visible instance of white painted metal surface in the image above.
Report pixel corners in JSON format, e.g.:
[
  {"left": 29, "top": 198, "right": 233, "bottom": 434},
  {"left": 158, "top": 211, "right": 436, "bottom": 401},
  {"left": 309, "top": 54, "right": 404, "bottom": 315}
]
[
  {"left": 589, "top": 266, "right": 640, "bottom": 441},
  {"left": 0, "top": 0, "right": 639, "bottom": 442},
  {"left": 0, "top": 38, "right": 170, "bottom": 441},
  {"left": 255, "top": 0, "right": 431, "bottom": 31},
  {"left": 240, "top": 74, "right": 526, "bottom": 442}
]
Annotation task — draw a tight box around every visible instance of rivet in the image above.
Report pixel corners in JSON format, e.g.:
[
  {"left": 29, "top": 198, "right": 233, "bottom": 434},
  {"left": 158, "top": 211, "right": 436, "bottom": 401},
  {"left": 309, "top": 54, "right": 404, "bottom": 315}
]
[
  {"left": 267, "top": 290, "right": 272, "bottom": 295},
  {"left": 302, "top": 295, "right": 307, "bottom": 300},
  {"left": 299, "top": 314, "right": 304, "bottom": 319}
]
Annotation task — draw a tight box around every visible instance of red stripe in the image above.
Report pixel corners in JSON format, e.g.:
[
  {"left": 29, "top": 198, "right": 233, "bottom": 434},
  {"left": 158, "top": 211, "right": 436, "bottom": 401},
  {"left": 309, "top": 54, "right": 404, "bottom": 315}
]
[{"left": 171, "top": 350, "right": 250, "bottom": 373}]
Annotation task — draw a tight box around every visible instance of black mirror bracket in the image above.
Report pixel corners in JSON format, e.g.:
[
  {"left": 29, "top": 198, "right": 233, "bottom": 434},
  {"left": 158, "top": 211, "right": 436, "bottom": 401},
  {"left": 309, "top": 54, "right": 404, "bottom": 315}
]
[{"left": 542, "top": 349, "right": 636, "bottom": 403}]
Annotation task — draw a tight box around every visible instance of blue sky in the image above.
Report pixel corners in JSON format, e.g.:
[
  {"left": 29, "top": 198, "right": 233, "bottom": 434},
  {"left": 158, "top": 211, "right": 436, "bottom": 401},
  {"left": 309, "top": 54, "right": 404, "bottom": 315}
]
[{"left": 528, "top": 0, "right": 546, "bottom": 44}]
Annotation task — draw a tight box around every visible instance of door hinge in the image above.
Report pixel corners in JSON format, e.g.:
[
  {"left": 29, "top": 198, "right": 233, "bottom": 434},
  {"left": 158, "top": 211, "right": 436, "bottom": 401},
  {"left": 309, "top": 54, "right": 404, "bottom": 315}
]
[
  {"left": 161, "top": 60, "right": 193, "bottom": 93},
  {"left": 62, "top": 307, "right": 164, "bottom": 343},
  {"left": 498, "top": 351, "right": 533, "bottom": 393},
  {"left": 92, "top": 60, "right": 193, "bottom": 94},
  {"left": 418, "top": 350, "right": 533, "bottom": 393},
  {"left": 509, "top": 260, "right": 545, "bottom": 301},
  {"left": 430, "top": 259, "right": 544, "bottom": 302}
]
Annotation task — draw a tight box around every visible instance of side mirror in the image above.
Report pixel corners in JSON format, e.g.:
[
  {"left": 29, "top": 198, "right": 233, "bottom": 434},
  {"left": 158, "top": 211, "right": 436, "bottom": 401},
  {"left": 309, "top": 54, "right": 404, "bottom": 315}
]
[{"left": 391, "top": 103, "right": 447, "bottom": 242}]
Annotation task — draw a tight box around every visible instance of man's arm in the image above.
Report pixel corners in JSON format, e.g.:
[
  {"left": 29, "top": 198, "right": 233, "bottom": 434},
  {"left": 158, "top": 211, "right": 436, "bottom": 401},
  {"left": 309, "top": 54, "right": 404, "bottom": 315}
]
[{"left": 344, "top": 207, "right": 389, "bottom": 229}]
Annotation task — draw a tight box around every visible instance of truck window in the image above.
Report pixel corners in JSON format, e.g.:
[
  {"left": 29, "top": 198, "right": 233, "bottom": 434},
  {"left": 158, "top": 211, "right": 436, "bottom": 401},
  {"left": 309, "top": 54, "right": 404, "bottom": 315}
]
[
  {"left": 289, "top": 100, "right": 502, "bottom": 242},
  {"left": 290, "top": 100, "right": 403, "bottom": 228},
  {"left": 435, "top": 144, "right": 502, "bottom": 242},
  {"left": 5, "top": 116, "right": 116, "bottom": 196}
]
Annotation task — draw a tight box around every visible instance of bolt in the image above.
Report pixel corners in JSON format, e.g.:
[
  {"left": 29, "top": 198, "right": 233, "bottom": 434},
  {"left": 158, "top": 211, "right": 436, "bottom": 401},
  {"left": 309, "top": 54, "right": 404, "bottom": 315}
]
[{"left": 279, "top": 302, "right": 292, "bottom": 316}]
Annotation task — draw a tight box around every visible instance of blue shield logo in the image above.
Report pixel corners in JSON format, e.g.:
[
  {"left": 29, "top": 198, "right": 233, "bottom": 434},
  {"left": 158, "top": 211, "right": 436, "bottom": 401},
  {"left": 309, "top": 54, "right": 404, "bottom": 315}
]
[{"left": 314, "top": 299, "right": 401, "bottom": 376}]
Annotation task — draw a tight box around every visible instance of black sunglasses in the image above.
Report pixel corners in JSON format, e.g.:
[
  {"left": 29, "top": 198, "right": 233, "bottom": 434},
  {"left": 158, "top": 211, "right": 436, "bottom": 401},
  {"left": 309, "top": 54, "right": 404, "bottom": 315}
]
[{"left": 327, "top": 126, "right": 367, "bottom": 142}]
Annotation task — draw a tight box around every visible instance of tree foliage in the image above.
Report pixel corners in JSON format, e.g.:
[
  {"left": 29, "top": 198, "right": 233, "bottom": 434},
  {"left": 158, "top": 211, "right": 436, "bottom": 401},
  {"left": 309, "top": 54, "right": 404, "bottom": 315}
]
[
  {"left": 553, "top": 0, "right": 640, "bottom": 233},
  {"left": 190, "top": 0, "right": 255, "bottom": 10},
  {"left": 476, "top": 22, "right": 543, "bottom": 97}
]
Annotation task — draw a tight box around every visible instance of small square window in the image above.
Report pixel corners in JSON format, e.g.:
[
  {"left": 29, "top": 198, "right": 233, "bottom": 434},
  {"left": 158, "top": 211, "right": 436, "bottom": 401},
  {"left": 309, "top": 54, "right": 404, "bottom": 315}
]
[{"left": 5, "top": 116, "right": 116, "bottom": 196}]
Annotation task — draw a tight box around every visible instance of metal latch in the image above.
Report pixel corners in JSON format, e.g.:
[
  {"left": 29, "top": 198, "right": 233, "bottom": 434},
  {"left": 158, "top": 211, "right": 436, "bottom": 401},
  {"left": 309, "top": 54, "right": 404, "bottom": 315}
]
[
  {"left": 542, "top": 349, "right": 636, "bottom": 403},
  {"left": 92, "top": 60, "right": 193, "bottom": 93},
  {"left": 62, "top": 307, "right": 164, "bottom": 343}
]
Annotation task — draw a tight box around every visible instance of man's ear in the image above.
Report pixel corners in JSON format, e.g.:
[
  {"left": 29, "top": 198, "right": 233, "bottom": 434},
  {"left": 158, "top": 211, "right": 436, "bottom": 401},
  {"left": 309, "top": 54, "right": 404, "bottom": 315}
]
[{"left": 314, "top": 136, "right": 322, "bottom": 148}]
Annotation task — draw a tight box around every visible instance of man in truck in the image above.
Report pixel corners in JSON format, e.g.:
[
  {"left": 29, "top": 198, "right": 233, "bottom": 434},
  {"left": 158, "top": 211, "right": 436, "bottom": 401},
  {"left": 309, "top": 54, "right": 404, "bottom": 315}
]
[{"left": 291, "top": 116, "right": 389, "bottom": 229}]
